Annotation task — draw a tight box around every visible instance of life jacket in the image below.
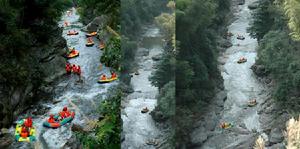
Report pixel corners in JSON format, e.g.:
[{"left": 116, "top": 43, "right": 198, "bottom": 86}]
[
  {"left": 111, "top": 73, "right": 116, "bottom": 78},
  {"left": 72, "top": 65, "right": 77, "bottom": 73},
  {"left": 101, "top": 75, "right": 107, "bottom": 80},
  {"left": 21, "top": 127, "right": 29, "bottom": 138},
  {"left": 24, "top": 118, "right": 32, "bottom": 128},
  {"left": 48, "top": 117, "right": 56, "bottom": 123}
]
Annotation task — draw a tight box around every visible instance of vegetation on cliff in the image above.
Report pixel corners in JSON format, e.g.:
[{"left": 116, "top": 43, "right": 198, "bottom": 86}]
[
  {"left": 76, "top": 89, "right": 122, "bottom": 149},
  {"left": 248, "top": 0, "right": 300, "bottom": 111},
  {"left": 175, "top": 0, "right": 230, "bottom": 146}
]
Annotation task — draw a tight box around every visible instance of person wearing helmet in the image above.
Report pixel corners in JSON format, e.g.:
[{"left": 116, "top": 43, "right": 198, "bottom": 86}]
[
  {"left": 101, "top": 74, "right": 107, "bottom": 80},
  {"left": 20, "top": 126, "right": 29, "bottom": 138},
  {"left": 72, "top": 64, "right": 77, "bottom": 73},
  {"left": 60, "top": 107, "right": 71, "bottom": 119},
  {"left": 48, "top": 114, "right": 56, "bottom": 123},
  {"left": 111, "top": 72, "right": 117, "bottom": 79},
  {"left": 24, "top": 117, "right": 33, "bottom": 128},
  {"left": 66, "top": 63, "right": 71, "bottom": 74}
]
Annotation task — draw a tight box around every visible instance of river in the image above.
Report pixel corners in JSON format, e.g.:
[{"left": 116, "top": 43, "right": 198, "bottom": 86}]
[
  {"left": 199, "top": 0, "right": 268, "bottom": 148},
  {"left": 121, "top": 26, "right": 164, "bottom": 149},
  {"left": 8, "top": 8, "right": 116, "bottom": 148}
]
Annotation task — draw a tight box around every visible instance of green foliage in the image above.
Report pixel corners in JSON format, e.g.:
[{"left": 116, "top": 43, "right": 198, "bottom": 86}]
[
  {"left": 175, "top": 0, "right": 230, "bottom": 146},
  {"left": 100, "top": 36, "right": 121, "bottom": 70},
  {"left": 249, "top": 0, "right": 300, "bottom": 110},
  {"left": 0, "top": 0, "right": 68, "bottom": 86},
  {"left": 77, "top": 89, "right": 122, "bottom": 149},
  {"left": 150, "top": 51, "right": 175, "bottom": 89},
  {"left": 155, "top": 81, "right": 175, "bottom": 119},
  {"left": 284, "top": 0, "right": 300, "bottom": 40},
  {"left": 176, "top": 0, "right": 226, "bottom": 105},
  {"left": 77, "top": 0, "right": 120, "bottom": 28}
]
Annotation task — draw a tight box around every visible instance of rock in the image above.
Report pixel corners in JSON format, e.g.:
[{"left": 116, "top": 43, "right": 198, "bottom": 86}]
[
  {"left": 152, "top": 55, "right": 162, "bottom": 61},
  {"left": 248, "top": 2, "right": 259, "bottom": 10},
  {"left": 220, "top": 40, "right": 233, "bottom": 48},
  {"left": 269, "top": 143, "right": 285, "bottom": 149},
  {"left": 204, "top": 112, "right": 218, "bottom": 131},
  {"left": 43, "top": 126, "right": 72, "bottom": 148},
  {"left": 71, "top": 124, "right": 85, "bottom": 133},
  {"left": 251, "top": 64, "right": 269, "bottom": 77},
  {"left": 0, "top": 135, "right": 13, "bottom": 148},
  {"left": 190, "top": 127, "right": 208, "bottom": 145},
  {"left": 237, "top": 0, "right": 245, "bottom": 5},
  {"left": 269, "top": 128, "right": 284, "bottom": 144},
  {"left": 86, "top": 15, "right": 109, "bottom": 32}
]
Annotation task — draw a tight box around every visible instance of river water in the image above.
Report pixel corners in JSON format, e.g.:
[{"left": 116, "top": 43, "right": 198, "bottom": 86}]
[
  {"left": 9, "top": 8, "right": 116, "bottom": 148},
  {"left": 121, "top": 27, "right": 164, "bottom": 149},
  {"left": 200, "top": 0, "right": 267, "bottom": 148}
]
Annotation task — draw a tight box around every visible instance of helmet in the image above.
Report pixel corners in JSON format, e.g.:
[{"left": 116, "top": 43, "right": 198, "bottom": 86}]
[{"left": 63, "top": 107, "right": 68, "bottom": 111}]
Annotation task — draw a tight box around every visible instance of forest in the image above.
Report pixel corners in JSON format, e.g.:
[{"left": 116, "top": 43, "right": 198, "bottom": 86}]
[
  {"left": 175, "top": 0, "right": 230, "bottom": 147},
  {"left": 248, "top": 0, "right": 300, "bottom": 111}
]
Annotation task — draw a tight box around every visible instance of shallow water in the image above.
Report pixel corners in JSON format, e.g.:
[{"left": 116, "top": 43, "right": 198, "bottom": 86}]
[
  {"left": 9, "top": 8, "right": 116, "bottom": 148},
  {"left": 121, "top": 26, "right": 163, "bottom": 149}
]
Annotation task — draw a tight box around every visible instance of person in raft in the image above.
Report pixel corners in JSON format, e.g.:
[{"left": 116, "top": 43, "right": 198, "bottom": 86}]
[
  {"left": 72, "top": 64, "right": 77, "bottom": 73},
  {"left": 60, "top": 107, "right": 71, "bottom": 119},
  {"left": 87, "top": 37, "right": 93, "bottom": 43},
  {"left": 48, "top": 114, "right": 57, "bottom": 123},
  {"left": 24, "top": 117, "right": 33, "bottom": 128},
  {"left": 70, "top": 48, "right": 76, "bottom": 54},
  {"left": 64, "top": 21, "right": 69, "bottom": 27},
  {"left": 20, "top": 117, "right": 33, "bottom": 138},
  {"left": 65, "top": 63, "right": 71, "bottom": 74},
  {"left": 111, "top": 71, "right": 117, "bottom": 79},
  {"left": 20, "top": 125, "right": 29, "bottom": 138},
  {"left": 101, "top": 74, "right": 107, "bottom": 80}
]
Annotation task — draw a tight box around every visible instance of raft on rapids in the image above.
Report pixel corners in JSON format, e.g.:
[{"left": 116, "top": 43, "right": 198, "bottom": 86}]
[
  {"left": 67, "top": 31, "right": 79, "bottom": 35},
  {"left": 66, "top": 50, "right": 79, "bottom": 59},
  {"left": 86, "top": 41, "right": 94, "bottom": 47},
  {"left": 15, "top": 120, "right": 36, "bottom": 142},
  {"left": 43, "top": 112, "right": 75, "bottom": 128},
  {"left": 97, "top": 77, "right": 118, "bottom": 84},
  {"left": 86, "top": 32, "right": 97, "bottom": 37}
]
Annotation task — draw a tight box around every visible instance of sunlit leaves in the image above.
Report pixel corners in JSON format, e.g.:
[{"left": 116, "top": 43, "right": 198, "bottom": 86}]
[{"left": 283, "top": 0, "right": 300, "bottom": 40}]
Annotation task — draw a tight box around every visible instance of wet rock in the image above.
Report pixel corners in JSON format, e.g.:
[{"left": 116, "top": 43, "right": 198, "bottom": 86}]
[
  {"left": 190, "top": 127, "right": 208, "bottom": 145},
  {"left": 42, "top": 126, "right": 72, "bottom": 148},
  {"left": 248, "top": 2, "right": 259, "bottom": 10},
  {"left": 65, "top": 134, "right": 82, "bottom": 149},
  {"left": 71, "top": 124, "right": 86, "bottom": 133},
  {"left": 269, "top": 143, "right": 285, "bottom": 149},
  {"left": 237, "top": 0, "right": 245, "bottom": 5},
  {"left": 220, "top": 40, "right": 233, "bottom": 48},
  {"left": 251, "top": 64, "right": 269, "bottom": 77},
  {"left": 86, "top": 15, "right": 109, "bottom": 32},
  {"left": 152, "top": 55, "right": 162, "bottom": 61},
  {"left": 269, "top": 128, "right": 284, "bottom": 144},
  {"left": 31, "top": 105, "right": 51, "bottom": 115},
  {"left": 0, "top": 135, "right": 13, "bottom": 148}
]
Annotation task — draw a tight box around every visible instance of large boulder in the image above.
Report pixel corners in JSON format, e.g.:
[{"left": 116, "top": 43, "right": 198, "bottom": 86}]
[
  {"left": 86, "top": 15, "right": 109, "bottom": 32},
  {"left": 269, "top": 128, "right": 284, "bottom": 144},
  {"left": 248, "top": 2, "right": 259, "bottom": 10},
  {"left": 237, "top": 0, "right": 245, "bottom": 5}
]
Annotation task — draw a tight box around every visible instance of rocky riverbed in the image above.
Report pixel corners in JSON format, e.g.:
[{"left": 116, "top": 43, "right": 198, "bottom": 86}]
[{"left": 189, "top": 0, "right": 289, "bottom": 148}]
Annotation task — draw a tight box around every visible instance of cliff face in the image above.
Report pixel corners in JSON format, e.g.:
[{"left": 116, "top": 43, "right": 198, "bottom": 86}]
[{"left": 0, "top": 26, "right": 67, "bottom": 128}]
